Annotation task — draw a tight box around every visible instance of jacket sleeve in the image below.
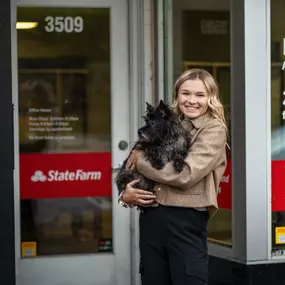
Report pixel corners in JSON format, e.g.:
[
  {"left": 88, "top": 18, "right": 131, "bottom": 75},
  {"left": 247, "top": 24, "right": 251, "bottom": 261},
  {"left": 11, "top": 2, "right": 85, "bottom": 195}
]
[{"left": 136, "top": 121, "right": 227, "bottom": 190}]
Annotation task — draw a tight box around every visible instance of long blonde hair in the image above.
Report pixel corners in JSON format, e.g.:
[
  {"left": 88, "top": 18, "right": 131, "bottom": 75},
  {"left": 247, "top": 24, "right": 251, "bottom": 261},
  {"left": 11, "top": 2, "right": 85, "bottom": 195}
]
[{"left": 172, "top": 68, "right": 228, "bottom": 135}]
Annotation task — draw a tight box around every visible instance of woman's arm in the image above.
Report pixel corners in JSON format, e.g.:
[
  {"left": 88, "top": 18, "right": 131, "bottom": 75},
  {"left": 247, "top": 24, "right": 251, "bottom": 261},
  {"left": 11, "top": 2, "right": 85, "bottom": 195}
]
[{"left": 136, "top": 121, "right": 227, "bottom": 190}]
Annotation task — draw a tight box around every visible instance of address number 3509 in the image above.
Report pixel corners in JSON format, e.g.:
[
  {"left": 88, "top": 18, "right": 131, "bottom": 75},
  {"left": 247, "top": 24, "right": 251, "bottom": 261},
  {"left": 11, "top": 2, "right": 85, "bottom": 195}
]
[{"left": 44, "top": 16, "right": 84, "bottom": 33}]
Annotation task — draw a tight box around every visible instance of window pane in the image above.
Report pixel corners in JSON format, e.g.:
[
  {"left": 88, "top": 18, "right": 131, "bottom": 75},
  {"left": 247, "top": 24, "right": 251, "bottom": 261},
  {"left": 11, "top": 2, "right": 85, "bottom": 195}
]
[
  {"left": 167, "top": 0, "right": 232, "bottom": 246},
  {"left": 271, "top": 0, "right": 285, "bottom": 257},
  {"left": 18, "top": 7, "right": 113, "bottom": 257}
]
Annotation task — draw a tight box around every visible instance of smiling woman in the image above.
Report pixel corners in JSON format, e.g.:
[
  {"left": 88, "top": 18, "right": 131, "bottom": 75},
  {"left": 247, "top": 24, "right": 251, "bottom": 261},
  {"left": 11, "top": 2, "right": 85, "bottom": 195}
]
[
  {"left": 177, "top": 79, "right": 209, "bottom": 119},
  {"left": 119, "top": 68, "right": 228, "bottom": 285}
]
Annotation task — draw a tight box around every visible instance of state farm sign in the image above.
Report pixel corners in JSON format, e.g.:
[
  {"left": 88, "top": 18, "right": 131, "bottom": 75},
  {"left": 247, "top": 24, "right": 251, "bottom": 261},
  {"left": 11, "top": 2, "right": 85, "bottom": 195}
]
[{"left": 20, "top": 153, "right": 112, "bottom": 199}]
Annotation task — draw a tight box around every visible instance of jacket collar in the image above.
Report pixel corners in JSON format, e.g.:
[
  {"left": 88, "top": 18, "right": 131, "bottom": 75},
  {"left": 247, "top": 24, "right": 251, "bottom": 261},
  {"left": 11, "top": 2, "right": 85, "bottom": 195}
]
[{"left": 183, "top": 111, "right": 212, "bottom": 129}]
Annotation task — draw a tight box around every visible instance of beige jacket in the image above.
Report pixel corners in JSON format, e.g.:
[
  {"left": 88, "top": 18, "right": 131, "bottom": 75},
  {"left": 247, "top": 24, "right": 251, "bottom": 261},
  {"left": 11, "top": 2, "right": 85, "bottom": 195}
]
[{"left": 136, "top": 112, "right": 227, "bottom": 218}]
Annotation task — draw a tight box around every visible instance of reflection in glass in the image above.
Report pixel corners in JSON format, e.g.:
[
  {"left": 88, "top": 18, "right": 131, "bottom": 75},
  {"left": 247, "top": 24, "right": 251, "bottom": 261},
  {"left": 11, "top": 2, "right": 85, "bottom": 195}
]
[
  {"left": 271, "top": 0, "right": 285, "bottom": 256},
  {"left": 179, "top": 2, "right": 232, "bottom": 247},
  {"left": 18, "top": 7, "right": 113, "bottom": 257}
]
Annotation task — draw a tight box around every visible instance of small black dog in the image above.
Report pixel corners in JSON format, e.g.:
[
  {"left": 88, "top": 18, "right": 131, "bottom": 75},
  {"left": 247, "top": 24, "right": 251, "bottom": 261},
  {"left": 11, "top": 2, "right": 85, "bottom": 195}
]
[{"left": 115, "top": 100, "right": 190, "bottom": 195}]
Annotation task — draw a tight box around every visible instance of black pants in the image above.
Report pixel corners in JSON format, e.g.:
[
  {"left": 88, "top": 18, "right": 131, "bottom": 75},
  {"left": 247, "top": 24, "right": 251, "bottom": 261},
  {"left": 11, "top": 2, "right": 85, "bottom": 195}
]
[{"left": 139, "top": 205, "right": 209, "bottom": 285}]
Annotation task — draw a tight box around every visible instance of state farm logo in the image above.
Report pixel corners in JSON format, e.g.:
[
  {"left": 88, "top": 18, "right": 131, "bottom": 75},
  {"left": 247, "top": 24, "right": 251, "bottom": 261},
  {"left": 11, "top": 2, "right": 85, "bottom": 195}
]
[
  {"left": 30, "top": 169, "right": 102, "bottom": 182},
  {"left": 31, "top": 170, "right": 47, "bottom": 182}
]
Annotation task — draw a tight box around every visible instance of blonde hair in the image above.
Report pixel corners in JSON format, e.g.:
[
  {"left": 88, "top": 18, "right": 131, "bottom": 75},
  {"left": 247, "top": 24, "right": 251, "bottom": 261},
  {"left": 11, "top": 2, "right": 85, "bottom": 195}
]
[{"left": 172, "top": 68, "right": 228, "bottom": 134}]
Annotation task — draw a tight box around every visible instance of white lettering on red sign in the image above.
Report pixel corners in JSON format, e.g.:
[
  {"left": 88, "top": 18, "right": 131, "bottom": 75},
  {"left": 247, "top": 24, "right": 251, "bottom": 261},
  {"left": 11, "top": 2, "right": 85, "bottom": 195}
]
[
  {"left": 31, "top": 169, "right": 102, "bottom": 182},
  {"left": 221, "top": 175, "right": 230, "bottom": 183}
]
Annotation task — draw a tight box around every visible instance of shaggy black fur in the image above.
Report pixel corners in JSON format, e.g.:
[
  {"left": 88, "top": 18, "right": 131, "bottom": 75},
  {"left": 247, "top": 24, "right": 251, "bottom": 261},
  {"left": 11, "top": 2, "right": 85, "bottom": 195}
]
[{"left": 115, "top": 100, "right": 190, "bottom": 195}]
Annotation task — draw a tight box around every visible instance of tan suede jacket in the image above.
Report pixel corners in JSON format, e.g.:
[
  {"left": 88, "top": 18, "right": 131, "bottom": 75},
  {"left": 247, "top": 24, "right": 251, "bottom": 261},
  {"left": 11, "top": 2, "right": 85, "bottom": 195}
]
[{"left": 136, "top": 112, "right": 227, "bottom": 218}]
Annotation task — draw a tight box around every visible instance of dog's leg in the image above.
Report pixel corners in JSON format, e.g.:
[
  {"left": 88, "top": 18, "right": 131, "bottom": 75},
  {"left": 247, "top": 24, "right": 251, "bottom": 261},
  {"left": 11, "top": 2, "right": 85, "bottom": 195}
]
[
  {"left": 115, "top": 169, "right": 137, "bottom": 195},
  {"left": 151, "top": 160, "right": 165, "bottom": 170},
  {"left": 172, "top": 159, "right": 186, "bottom": 173}
]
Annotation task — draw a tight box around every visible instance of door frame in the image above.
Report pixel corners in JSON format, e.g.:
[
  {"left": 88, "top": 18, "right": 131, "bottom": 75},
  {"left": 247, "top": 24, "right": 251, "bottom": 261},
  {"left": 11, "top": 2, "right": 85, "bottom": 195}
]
[{"left": 11, "top": 0, "right": 131, "bottom": 284}]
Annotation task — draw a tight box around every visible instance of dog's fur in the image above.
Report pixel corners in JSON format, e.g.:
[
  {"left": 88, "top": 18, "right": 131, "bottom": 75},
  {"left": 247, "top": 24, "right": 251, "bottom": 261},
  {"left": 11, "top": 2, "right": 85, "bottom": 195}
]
[{"left": 115, "top": 100, "right": 190, "bottom": 195}]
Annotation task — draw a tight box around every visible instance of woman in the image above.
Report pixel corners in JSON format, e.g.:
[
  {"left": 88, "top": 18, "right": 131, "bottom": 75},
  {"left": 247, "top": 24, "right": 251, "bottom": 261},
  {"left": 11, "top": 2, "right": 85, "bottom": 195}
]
[{"left": 119, "top": 69, "right": 227, "bottom": 285}]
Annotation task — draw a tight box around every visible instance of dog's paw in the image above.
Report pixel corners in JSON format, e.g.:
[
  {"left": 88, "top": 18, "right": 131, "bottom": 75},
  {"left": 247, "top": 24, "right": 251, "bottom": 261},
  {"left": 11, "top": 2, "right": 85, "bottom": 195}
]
[{"left": 173, "top": 160, "right": 185, "bottom": 173}]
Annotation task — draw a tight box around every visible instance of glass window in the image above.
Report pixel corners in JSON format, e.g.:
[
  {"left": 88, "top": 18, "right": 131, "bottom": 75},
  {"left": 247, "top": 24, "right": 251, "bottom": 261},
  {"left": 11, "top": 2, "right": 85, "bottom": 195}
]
[
  {"left": 18, "top": 7, "right": 113, "bottom": 257},
  {"left": 271, "top": 0, "right": 285, "bottom": 257},
  {"left": 162, "top": 0, "right": 232, "bottom": 246}
]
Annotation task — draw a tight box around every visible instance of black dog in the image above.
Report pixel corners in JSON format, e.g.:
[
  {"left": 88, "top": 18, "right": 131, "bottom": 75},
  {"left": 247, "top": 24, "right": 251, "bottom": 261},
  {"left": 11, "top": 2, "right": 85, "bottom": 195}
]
[{"left": 115, "top": 100, "right": 190, "bottom": 195}]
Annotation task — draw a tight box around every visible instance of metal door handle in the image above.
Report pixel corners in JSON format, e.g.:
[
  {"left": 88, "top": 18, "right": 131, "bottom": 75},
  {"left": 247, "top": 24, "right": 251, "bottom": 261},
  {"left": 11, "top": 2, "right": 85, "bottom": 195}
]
[{"left": 118, "top": 140, "right": 128, "bottom": 150}]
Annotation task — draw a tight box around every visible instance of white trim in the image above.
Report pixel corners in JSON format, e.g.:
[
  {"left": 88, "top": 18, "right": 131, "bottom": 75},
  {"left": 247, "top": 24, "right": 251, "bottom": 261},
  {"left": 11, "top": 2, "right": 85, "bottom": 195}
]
[
  {"left": 266, "top": 0, "right": 272, "bottom": 261},
  {"left": 231, "top": 0, "right": 269, "bottom": 262},
  {"left": 244, "top": 0, "right": 269, "bottom": 262},
  {"left": 172, "top": 0, "right": 183, "bottom": 85},
  {"left": 157, "top": 0, "right": 164, "bottom": 102},
  {"left": 164, "top": 0, "right": 174, "bottom": 104},
  {"left": 129, "top": 1, "right": 154, "bottom": 284},
  {"left": 110, "top": 3, "right": 131, "bottom": 285},
  {"left": 142, "top": 0, "right": 154, "bottom": 105},
  {"left": 128, "top": 1, "right": 143, "bottom": 284}
]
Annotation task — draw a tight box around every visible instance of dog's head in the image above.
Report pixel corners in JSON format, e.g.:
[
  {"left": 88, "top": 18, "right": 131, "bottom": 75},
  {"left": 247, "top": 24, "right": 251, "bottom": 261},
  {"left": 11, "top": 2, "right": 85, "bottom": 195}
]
[{"left": 137, "top": 100, "right": 181, "bottom": 144}]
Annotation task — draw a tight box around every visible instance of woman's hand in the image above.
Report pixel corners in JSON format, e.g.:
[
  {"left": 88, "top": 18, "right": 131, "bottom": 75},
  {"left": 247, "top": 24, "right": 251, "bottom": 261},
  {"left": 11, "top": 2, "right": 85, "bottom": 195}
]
[
  {"left": 122, "top": 180, "right": 156, "bottom": 206},
  {"left": 126, "top": 150, "right": 142, "bottom": 170}
]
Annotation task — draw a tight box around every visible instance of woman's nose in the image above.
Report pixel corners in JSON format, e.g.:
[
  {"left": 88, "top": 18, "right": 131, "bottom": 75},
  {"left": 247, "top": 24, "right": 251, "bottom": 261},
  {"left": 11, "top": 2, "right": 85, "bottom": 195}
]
[{"left": 187, "top": 95, "right": 196, "bottom": 104}]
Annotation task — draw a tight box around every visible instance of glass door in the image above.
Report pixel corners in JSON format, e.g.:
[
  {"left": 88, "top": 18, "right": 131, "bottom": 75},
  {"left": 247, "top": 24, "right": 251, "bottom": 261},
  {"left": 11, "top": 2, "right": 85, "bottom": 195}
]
[{"left": 12, "top": 0, "right": 131, "bottom": 284}]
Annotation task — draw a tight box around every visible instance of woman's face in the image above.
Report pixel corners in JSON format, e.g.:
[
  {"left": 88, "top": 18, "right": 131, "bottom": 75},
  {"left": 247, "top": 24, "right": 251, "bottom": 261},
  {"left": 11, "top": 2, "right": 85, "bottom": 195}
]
[{"left": 177, "top": 79, "right": 209, "bottom": 119}]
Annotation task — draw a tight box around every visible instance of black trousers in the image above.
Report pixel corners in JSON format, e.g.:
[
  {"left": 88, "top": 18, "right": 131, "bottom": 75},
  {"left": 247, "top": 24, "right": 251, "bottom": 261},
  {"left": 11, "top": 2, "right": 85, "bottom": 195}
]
[{"left": 139, "top": 205, "right": 209, "bottom": 285}]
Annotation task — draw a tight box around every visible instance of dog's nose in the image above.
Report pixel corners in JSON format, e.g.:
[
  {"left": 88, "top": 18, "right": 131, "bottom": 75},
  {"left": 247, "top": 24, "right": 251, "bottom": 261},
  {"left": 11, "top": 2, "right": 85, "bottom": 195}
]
[{"left": 138, "top": 130, "right": 142, "bottom": 136}]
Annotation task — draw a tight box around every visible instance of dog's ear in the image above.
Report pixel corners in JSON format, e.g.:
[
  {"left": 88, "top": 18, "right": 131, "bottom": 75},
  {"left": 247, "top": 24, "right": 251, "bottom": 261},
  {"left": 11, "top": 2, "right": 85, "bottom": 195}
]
[
  {"left": 157, "top": 100, "right": 171, "bottom": 118},
  {"left": 158, "top": 99, "right": 164, "bottom": 106},
  {"left": 146, "top": 102, "right": 155, "bottom": 113}
]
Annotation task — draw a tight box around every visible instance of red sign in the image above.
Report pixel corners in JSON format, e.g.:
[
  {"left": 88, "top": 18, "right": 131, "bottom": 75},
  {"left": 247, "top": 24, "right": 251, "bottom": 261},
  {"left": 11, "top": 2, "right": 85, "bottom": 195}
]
[
  {"left": 217, "top": 160, "right": 285, "bottom": 212},
  {"left": 272, "top": 160, "right": 285, "bottom": 212},
  {"left": 20, "top": 153, "right": 112, "bottom": 199},
  {"left": 217, "top": 161, "right": 232, "bottom": 210}
]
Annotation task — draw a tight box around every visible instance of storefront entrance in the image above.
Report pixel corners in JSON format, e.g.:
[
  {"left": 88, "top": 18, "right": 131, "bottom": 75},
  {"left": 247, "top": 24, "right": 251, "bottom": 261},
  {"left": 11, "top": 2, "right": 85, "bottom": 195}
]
[{"left": 12, "top": 0, "right": 131, "bottom": 284}]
